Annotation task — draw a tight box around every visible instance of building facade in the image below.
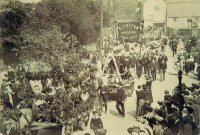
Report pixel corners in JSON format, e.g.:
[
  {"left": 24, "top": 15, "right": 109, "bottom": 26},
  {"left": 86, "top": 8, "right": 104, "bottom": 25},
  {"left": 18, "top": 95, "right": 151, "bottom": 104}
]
[
  {"left": 167, "top": 0, "right": 200, "bottom": 36},
  {"left": 141, "top": 0, "right": 167, "bottom": 28}
]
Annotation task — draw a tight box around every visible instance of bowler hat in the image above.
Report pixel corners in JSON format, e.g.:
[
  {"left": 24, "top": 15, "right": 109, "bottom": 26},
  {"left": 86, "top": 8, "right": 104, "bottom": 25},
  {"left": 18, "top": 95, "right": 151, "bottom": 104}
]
[
  {"left": 164, "top": 90, "right": 169, "bottom": 94},
  {"left": 157, "top": 101, "right": 163, "bottom": 105}
]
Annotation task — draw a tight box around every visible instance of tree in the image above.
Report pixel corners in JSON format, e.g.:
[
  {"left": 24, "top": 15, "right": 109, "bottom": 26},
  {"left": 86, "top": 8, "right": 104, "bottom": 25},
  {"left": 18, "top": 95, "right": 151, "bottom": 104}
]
[
  {"left": 28, "top": 0, "right": 102, "bottom": 44},
  {"left": 21, "top": 25, "right": 76, "bottom": 65},
  {"left": 29, "top": 0, "right": 112, "bottom": 44},
  {"left": 0, "top": 0, "right": 33, "bottom": 64},
  {"left": 0, "top": 0, "right": 31, "bottom": 52}
]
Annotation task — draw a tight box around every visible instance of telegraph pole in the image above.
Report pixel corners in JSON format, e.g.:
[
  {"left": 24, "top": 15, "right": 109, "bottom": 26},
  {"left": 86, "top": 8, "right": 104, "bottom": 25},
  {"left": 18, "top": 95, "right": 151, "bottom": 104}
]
[
  {"left": 111, "top": 0, "right": 115, "bottom": 36},
  {"left": 98, "top": 0, "right": 104, "bottom": 60}
]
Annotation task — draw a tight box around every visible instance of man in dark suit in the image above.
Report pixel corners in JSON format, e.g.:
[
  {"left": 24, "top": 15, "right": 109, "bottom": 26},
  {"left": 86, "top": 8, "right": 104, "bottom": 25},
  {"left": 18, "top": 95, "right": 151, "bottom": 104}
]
[
  {"left": 99, "top": 84, "right": 108, "bottom": 113},
  {"left": 172, "top": 39, "right": 177, "bottom": 57},
  {"left": 136, "top": 57, "right": 143, "bottom": 79},
  {"left": 150, "top": 57, "right": 157, "bottom": 81},
  {"left": 116, "top": 82, "right": 126, "bottom": 117},
  {"left": 159, "top": 54, "right": 168, "bottom": 81},
  {"left": 7, "top": 66, "right": 16, "bottom": 83},
  {"left": 16, "top": 64, "right": 26, "bottom": 84},
  {"left": 90, "top": 111, "right": 104, "bottom": 134}
]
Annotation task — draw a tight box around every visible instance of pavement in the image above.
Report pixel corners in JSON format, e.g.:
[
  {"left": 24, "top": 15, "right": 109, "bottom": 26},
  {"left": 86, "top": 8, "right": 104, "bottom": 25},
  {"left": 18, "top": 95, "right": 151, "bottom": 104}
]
[{"left": 0, "top": 46, "right": 199, "bottom": 135}]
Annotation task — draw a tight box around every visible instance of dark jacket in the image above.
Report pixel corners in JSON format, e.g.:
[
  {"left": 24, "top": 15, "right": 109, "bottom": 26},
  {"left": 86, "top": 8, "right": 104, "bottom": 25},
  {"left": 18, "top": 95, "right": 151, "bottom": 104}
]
[
  {"left": 191, "top": 103, "right": 200, "bottom": 126},
  {"left": 90, "top": 117, "right": 103, "bottom": 130},
  {"left": 163, "top": 127, "right": 175, "bottom": 135},
  {"left": 117, "top": 87, "right": 126, "bottom": 102},
  {"left": 182, "top": 115, "right": 194, "bottom": 135},
  {"left": 8, "top": 70, "right": 15, "bottom": 82}
]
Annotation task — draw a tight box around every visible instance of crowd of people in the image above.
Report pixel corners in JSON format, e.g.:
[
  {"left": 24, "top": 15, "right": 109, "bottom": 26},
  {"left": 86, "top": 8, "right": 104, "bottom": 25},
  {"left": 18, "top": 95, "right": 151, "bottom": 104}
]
[
  {"left": 129, "top": 82, "right": 200, "bottom": 135},
  {"left": 169, "top": 36, "right": 198, "bottom": 76},
  {"left": 0, "top": 29, "right": 200, "bottom": 135}
]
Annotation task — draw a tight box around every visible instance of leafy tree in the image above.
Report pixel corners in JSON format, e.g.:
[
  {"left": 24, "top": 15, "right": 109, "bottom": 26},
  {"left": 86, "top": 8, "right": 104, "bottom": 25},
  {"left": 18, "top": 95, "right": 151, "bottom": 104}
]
[
  {"left": 0, "top": 0, "right": 31, "bottom": 53},
  {"left": 28, "top": 0, "right": 102, "bottom": 44},
  {"left": 21, "top": 25, "right": 78, "bottom": 65},
  {"left": 0, "top": 0, "right": 33, "bottom": 64}
]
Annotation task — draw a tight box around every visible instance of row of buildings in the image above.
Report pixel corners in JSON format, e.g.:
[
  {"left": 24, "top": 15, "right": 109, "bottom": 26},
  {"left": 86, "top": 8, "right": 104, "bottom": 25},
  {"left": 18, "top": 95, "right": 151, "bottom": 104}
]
[{"left": 134, "top": 0, "right": 200, "bottom": 37}]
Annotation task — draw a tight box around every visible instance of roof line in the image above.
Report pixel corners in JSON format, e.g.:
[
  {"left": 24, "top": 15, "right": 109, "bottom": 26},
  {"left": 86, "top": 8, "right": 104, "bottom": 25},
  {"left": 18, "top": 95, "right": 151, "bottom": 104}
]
[{"left": 141, "top": 0, "right": 166, "bottom": 5}]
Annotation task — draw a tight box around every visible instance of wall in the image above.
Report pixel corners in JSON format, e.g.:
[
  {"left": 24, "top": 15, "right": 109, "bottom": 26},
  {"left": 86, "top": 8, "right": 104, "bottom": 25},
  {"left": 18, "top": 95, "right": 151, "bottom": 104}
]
[
  {"left": 142, "top": 0, "right": 166, "bottom": 27},
  {"left": 167, "top": 17, "right": 200, "bottom": 29}
]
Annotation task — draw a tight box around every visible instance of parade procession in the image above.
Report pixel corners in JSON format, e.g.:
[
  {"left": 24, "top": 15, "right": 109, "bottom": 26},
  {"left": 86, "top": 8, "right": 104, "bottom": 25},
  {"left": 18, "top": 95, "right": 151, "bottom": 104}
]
[{"left": 0, "top": 0, "right": 200, "bottom": 135}]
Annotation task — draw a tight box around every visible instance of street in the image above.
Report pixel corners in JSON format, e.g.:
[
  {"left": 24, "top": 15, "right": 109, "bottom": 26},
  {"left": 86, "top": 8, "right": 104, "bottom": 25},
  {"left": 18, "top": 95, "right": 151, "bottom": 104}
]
[
  {"left": 0, "top": 0, "right": 200, "bottom": 135},
  {"left": 37, "top": 46, "right": 198, "bottom": 135}
]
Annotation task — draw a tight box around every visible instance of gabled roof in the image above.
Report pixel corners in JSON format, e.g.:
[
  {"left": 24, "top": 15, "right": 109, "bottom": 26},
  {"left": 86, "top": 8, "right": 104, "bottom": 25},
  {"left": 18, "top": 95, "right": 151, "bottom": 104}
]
[
  {"left": 141, "top": 0, "right": 166, "bottom": 5},
  {"left": 168, "top": 1, "right": 200, "bottom": 17}
]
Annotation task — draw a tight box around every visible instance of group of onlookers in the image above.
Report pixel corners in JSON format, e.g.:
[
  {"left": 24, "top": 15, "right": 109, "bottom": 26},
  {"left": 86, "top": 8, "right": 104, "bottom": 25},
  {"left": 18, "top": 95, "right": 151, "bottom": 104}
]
[{"left": 133, "top": 82, "right": 200, "bottom": 135}]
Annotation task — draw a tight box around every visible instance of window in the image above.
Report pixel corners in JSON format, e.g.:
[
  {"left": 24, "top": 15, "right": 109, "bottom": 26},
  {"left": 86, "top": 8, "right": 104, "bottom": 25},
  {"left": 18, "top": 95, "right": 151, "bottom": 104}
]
[
  {"left": 155, "top": 6, "right": 159, "bottom": 11},
  {"left": 174, "top": 18, "right": 177, "bottom": 22}
]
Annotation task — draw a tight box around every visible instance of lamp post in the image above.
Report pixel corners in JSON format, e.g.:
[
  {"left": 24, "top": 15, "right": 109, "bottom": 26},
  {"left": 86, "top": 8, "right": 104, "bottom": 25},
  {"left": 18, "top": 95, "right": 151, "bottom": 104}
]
[
  {"left": 197, "top": 42, "right": 200, "bottom": 81},
  {"left": 174, "top": 55, "right": 184, "bottom": 135},
  {"left": 140, "top": 20, "right": 144, "bottom": 57}
]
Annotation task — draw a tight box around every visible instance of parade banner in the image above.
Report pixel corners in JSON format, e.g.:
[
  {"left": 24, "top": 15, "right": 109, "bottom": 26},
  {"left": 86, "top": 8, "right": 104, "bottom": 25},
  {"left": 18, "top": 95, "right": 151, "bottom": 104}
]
[{"left": 117, "top": 22, "right": 141, "bottom": 43}]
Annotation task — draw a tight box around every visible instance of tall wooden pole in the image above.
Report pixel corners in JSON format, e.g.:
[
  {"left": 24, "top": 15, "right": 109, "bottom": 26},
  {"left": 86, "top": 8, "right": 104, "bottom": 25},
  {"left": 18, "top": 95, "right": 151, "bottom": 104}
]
[
  {"left": 111, "top": 0, "right": 115, "bottom": 36},
  {"left": 99, "top": 0, "right": 104, "bottom": 60}
]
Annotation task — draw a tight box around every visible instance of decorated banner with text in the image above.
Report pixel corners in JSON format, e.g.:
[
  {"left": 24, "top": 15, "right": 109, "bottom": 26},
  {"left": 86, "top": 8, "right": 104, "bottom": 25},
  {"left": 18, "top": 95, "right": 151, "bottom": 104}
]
[{"left": 117, "top": 22, "right": 142, "bottom": 43}]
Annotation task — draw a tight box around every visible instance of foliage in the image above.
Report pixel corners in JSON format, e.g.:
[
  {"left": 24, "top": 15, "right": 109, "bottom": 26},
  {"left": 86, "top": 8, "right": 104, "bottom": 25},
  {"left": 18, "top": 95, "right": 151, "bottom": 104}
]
[
  {"left": 0, "top": 0, "right": 111, "bottom": 62},
  {"left": 21, "top": 25, "right": 74, "bottom": 65},
  {"left": 0, "top": 0, "right": 31, "bottom": 53},
  {"left": 28, "top": 0, "right": 102, "bottom": 44},
  {"left": 28, "top": 52, "right": 98, "bottom": 123},
  {"left": 113, "top": 0, "right": 137, "bottom": 20}
]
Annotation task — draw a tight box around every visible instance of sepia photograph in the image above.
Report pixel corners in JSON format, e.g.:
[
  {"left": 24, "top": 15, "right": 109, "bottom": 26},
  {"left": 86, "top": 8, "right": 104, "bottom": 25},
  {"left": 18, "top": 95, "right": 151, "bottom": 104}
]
[{"left": 0, "top": 0, "right": 200, "bottom": 135}]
